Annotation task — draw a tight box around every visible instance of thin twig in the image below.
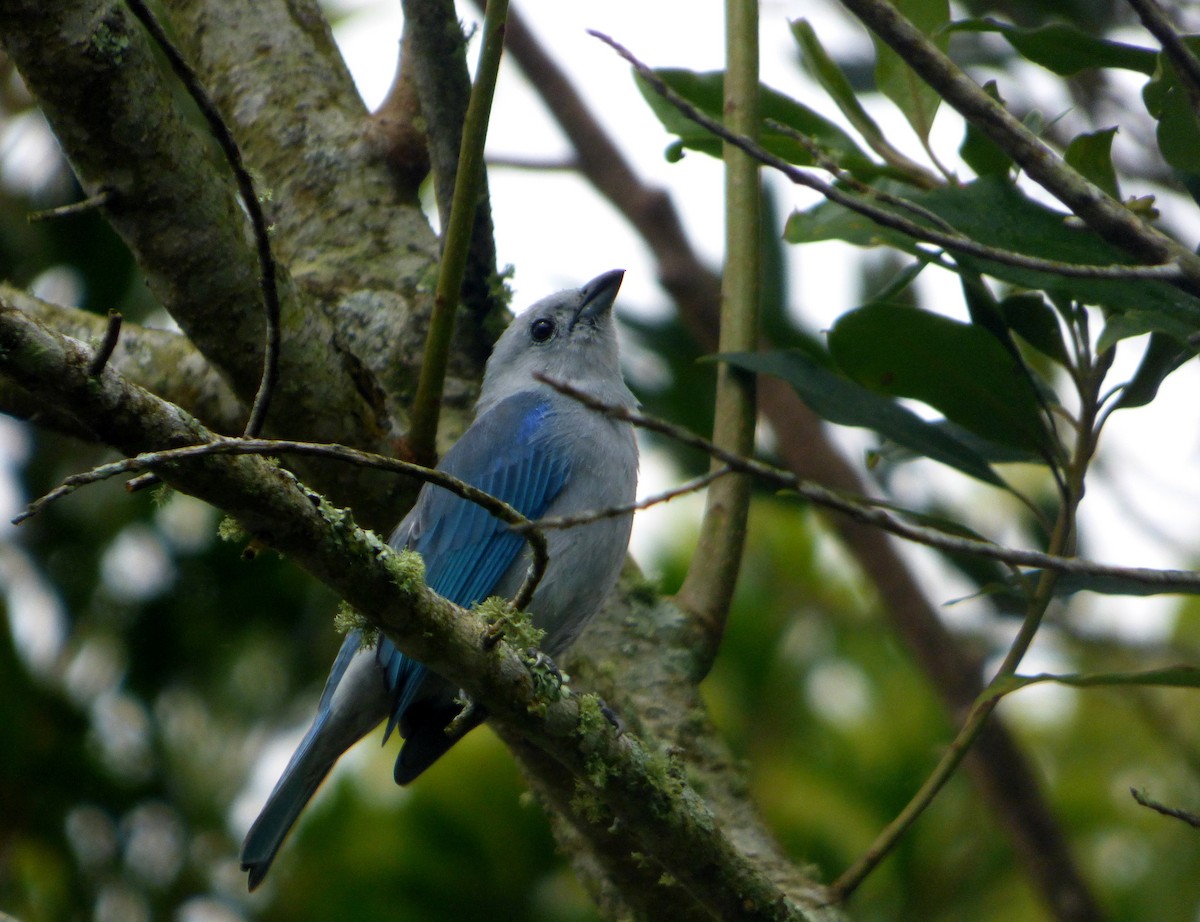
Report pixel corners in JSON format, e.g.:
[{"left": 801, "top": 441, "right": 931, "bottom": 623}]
[
  {"left": 1131, "top": 787, "right": 1200, "bottom": 828},
  {"left": 86, "top": 310, "right": 123, "bottom": 376},
  {"left": 590, "top": 30, "right": 1187, "bottom": 284},
  {"left": 125, "top": 0, "right": 280, "bottom": 438},
  {"left": 535, "top": 373, "right": 1200, "bottom": 593},
  {"left": 14, "top": 436, "right": 550, "bottom": 612},
  {"left": 28, "top": 188, "right": 112, "bottom": 222},
  {"left": 515, "top": 465, "right": 733, "bottom": 532}
]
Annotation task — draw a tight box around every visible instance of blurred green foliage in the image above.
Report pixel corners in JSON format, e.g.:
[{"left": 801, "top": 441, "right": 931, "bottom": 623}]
[{"left": 5, "top": 1, "right": 1200, "bottom": 920}]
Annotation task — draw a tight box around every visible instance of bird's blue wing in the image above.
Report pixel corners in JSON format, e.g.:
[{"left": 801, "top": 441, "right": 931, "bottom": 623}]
[{"left": 376, "top": 393, "right": 570, "bottom": 737}]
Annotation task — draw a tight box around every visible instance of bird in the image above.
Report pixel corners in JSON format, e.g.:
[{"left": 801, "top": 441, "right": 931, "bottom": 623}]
[{"left": 240, "top": 269, "right": 639, "bottom": 890}]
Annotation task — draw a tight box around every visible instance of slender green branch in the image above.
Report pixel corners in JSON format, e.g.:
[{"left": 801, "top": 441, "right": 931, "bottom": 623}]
[
  {"left": 676, "top": 0, "right": 759, "bottom": 653},
  {"left": 408, "top": 0, "right": 509, "bottom": 466}
]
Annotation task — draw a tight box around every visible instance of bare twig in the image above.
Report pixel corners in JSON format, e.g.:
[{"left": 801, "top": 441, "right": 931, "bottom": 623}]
[
  {"left": 126, "top": 0, "right": 280, "bottom": 438},
  {"left": 536, "top": 373, "right": 1200, "bottom": 593},
  {"left": 86, "top": 310, "right": 123, "bottom": 376},
  {"left": 1131, "top": 787, "right": 1200, "bottom": 828},
  {"left": 516, "top": 465, "right": 733, "bottom": 532},
  {"left": 14, "top": 436, "right": 550, "bottom": 612},
  {"left": 591, "top": 30, "right": 1187, "bottom": 284},
  {"left": 28, "top": 188, "right": 112, "bottom": 222}
]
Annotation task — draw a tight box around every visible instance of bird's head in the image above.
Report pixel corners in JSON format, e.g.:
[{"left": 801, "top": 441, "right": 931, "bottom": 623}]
[{"left": 478, "top": 269, "right": 634, "bottom": 412}]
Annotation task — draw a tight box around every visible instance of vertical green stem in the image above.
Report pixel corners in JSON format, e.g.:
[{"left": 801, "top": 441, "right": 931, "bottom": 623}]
[
  {"left": 828, "top": 336, "right": 1108, "bottom": 903},
  {"left": 407, "top": 0, "right": 509, "bottom": 467},
  {"left": 676, "top": 0, "right": 759, "bottom": 656}
]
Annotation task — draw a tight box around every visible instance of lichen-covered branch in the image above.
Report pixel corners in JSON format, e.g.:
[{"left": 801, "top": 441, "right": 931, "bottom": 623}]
[
  {"left": 0, "top": 294, "right": 832, "bottom": 922},
  {"left": 0, "top": 0, "right": 419, "bottom": 522},
  {"left": 0, "top": 285, "right": 243, "bottom": 433}
]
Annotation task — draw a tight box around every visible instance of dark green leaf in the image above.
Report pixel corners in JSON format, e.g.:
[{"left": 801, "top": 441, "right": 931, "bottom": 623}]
[
  {"left": 998, "top": 293, "right": 1070, "bottom": 364},
  {"left": 828, "top": 303, "right": 1053, "bottom": 454},
  {"left": 959, "top": 273, "right": 1013, "bottom": 350},
  {"left": 792, "top": 19, "right": 891, "bottom": 156},
  {"left": 720, "top": 349, "right": 1007, "bottom": 485},
  {"left": 946, "top": 18, "right": 1157, "bottom": 76},
  {"left": 785, "top": 178, "right": 1200, "bottom": 339},
  {"left": 635, "top": 69, "right": 881, "bottom": 176},
  {"left": 1110, "top": 332, "right": 1196, "bottom": 411},
  {"left": 1097, "top": 310, "right": 1200, "bottom": 354},
  {"left": 873, "top": 0, "right": 949, "bottom": 141},
  {"left": 1143, "top": 43, "right": 1200, "bottom": 174},
  {"left": 959, "top": 81, "right": 1013, "bottom": 177},
  {"left": 1064, "top": 127, "right": 1120, "bottom": 198}
]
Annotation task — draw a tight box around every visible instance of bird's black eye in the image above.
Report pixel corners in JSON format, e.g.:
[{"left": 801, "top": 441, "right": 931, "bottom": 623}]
[{"left": 530, "top": 317, "right": 557, "bottom": 343}]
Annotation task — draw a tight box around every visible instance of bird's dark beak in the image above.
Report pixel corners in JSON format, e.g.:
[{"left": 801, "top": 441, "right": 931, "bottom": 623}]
[{"left": 573, "top": 269, "right": 625, "bottom": 327}]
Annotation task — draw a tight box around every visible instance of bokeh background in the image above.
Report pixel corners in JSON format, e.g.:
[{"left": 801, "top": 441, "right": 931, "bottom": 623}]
[{"left": 4, "top": 1, "right": 1200, "bottom": 920}]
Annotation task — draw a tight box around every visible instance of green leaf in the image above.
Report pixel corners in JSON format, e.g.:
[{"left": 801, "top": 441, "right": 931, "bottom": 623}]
[
  {"left": 959, "top": 273, "right": 1013, "bottom": 351},
  {"left": 1064, "top": 127, "right": 1120, "bottom": 199},
  {"left": 1110, "top": 332, "right": 1195, "bottom": 411},
  {"left": 827, "top": 303, "right": 1052, "bottom": 454},
  {"left": 785, "top": 178, "right": 1200, "bottom": 341},
  {"left": 946, "top": 18, "right": 1157, "bottom": 76},
  {"left": 873, "top": 0, "right": 949, "bottom": 141},
  {"left": 1096, "top": 310, "right": 1200, "bottom": 354},
  {"left": 792, "top": 19, "right": 891, "bottom": 156},
  {"left": 1143, "top": 43, "right": 1200, "bottom": 175},
  {"left": 998, "top": 293, "right": 1069, "bottom": 364},
  {"left": 719, "top": 349, "right": 1007, "bottom": 485},
  {"left": 959, "top": 81, "right": 1013, "bottom": 177},
  {"left": 635, "top": 69, "right": 881, "bottom": 176}
]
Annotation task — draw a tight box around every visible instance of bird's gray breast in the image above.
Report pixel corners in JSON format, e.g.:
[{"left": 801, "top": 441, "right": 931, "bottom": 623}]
[{"left": 495, "top": 399, "right": 638, "bottom": 654}]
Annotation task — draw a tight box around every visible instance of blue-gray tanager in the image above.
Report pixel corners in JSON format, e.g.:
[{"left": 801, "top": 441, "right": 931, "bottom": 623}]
[{"left": 240, "top": 270, "right": 639, "bottom": 889}]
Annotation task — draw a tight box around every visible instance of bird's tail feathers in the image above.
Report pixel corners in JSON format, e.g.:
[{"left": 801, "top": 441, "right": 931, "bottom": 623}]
[{"left": 240, "top": 715, "right": 339, "bottom": 891}]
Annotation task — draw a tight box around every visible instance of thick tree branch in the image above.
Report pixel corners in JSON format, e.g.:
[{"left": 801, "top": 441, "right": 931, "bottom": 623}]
[
  {"left": 0, "top": 0, "right": 416, "bottom": 525},
  {"left": 0, "top": 296, "right": 832, "bottom": 922},
  {"left": 0, "top": 285, "right": 243, "bottom": 434}
]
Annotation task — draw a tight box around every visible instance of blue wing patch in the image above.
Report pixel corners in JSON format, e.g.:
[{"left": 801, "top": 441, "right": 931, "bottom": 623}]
[{"left": 376, "top": 393, "right": 570, "bottom": 737}]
